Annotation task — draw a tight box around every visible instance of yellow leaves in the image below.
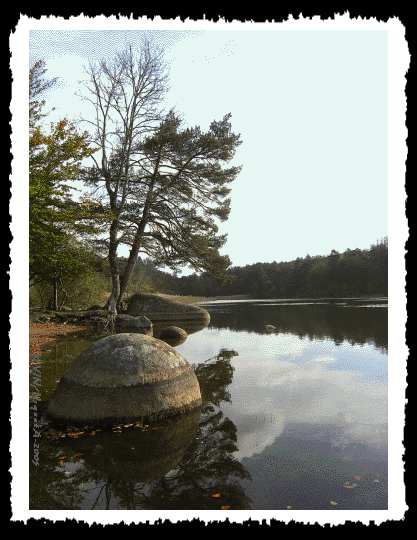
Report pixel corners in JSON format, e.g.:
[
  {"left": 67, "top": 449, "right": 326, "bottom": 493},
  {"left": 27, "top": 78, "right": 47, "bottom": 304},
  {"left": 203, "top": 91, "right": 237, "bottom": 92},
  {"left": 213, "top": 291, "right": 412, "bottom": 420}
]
[
  {"left": 221, "top": 506, "right": 230, "bottom": 510},
  {"left": 212, "top": 493, "right": 221, "bottom": 498}
]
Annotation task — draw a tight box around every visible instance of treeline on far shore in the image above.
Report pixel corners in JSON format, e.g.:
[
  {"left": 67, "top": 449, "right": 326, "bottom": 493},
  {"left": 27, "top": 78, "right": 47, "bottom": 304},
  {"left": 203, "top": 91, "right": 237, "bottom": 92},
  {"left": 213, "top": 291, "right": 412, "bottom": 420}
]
[
  {"left": 166, "top": 238, "right": 388, "bottom": 299},
  {"left": 29, "top": 237, "right": 388, "bottom": 310},
  {"left": 30, "top": 237, "right": 388, "bottom": 309}
]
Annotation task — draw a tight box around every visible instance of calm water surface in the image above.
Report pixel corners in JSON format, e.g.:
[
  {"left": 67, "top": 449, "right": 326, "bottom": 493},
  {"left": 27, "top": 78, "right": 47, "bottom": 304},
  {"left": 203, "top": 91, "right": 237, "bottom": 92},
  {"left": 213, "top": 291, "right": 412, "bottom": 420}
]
[{"left": 30, "top": 298, "right": 388, "bottom": 510}]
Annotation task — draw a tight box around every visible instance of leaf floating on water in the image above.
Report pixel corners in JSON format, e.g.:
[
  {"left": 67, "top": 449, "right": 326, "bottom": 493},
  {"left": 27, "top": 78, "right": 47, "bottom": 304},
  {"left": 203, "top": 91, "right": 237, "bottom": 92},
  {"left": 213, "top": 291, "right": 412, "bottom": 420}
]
[
  {"left": 221, "top": 506, "right": 230, "bottom": 510},
  {"left": 74, "top": 453, "right": 83, "bottom": 457},
  {"left": 212, "top": 493, "right": 221, "bottom": 498},
  {"left": 286, "top": 506, "right": 292, "bottom": 509},
  {"left": 374, "top": 479, "right": 380, "bottom": 483},
  {"left": 354, "top": 475, "right": 362, "bottom": 481},
  {"left": 343, "top": 483, "right": 357, "bottom": 489},
  {"left": 330, "top": 501, "right": 337, "bottom": 506}
]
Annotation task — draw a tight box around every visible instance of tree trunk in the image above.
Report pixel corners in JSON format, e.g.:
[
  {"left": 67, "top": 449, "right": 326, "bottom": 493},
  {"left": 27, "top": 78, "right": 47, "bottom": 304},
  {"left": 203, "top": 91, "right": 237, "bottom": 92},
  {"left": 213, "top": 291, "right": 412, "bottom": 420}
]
[
  {"left": 105, "top": 220, "right": 121, "bottom": 315},
  {"left": 117, "top": 244, "right": 139, "bottom": 308},
  {"left": 116, "top": 174, "right": 156, "bottom": 308},
  {"left": 52, "top": 265, "right": 58, "bottom": 311},
  {"left": 117, "top": 215, "right": 150, "bottom": 308},
  {"left": 57, "top": 275, "right": 67, "bottom": 310}
]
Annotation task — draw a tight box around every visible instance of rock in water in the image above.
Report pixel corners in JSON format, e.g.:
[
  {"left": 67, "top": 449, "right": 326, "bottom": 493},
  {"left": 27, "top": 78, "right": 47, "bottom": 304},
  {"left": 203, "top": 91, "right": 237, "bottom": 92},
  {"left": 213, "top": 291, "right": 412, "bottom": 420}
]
[
  {"left": 159, "top": 326, "right": 188, "bottom": 346},
  {"left": 115, "top": 314, "right": 153, "bottom": 335},
  {"left": 45, "top": 334, "right": 202, "bottom": 425},
  {"left": 126, "top": 293, "right": 210, "bottom": 338}
]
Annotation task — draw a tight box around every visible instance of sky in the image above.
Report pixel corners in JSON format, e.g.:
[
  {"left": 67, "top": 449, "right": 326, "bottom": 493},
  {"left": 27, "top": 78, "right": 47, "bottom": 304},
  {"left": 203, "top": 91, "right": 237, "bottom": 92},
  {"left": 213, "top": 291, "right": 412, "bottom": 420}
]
[{"left": 24, "top": 20, "right": 396, "bottom": 274}]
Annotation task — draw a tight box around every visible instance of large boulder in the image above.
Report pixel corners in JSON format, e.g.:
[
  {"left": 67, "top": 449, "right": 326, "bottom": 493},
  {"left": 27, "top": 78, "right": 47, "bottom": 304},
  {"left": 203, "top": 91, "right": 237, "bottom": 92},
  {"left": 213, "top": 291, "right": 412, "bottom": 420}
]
[
  {"left": 126, "top": 293, "right": 210, "bottom": 338},
  {"left": 115, "top": 314, "right": 153, "bottom": 335},
  {"left": 45, "top": 333, "right": 202, "bottom": 425}
]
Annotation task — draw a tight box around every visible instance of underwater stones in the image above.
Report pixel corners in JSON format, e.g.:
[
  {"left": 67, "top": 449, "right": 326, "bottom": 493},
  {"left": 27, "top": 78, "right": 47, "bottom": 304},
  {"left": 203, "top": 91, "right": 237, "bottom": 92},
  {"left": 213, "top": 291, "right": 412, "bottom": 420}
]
[
  {"left": 159, "top": 326, "right": 187, "bottom": 346},
  {"left": 64, "top": 408, "right": 201, "bottom": 482},
  {"left": 126, "top": 293, "right": 210, "bottom": 338},
  {"left": 45, "top": 333, "right": 202, "bottom": 425},
  {"left": 115, "top": 314, "right": 153, "bottom": 335}
]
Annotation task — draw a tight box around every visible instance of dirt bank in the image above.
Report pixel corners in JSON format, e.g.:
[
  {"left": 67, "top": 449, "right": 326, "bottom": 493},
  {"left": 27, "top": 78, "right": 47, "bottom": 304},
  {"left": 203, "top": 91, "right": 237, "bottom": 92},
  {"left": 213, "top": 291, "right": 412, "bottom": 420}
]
[{"left": 29, "top": 322, "right": 103, "bottom": 366}]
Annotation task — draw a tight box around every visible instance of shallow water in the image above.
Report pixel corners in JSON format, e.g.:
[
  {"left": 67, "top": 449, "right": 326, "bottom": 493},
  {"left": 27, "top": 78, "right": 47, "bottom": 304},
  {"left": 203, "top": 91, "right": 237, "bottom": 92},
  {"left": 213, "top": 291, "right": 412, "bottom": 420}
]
[{"left": 30, "top": 297, "right": 388, "bottom": 510}]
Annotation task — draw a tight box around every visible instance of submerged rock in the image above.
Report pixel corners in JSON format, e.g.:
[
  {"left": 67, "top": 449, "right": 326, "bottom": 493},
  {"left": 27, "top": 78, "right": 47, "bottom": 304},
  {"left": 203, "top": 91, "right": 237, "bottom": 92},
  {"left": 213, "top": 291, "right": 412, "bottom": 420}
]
[
  {"left": 64, "top": 408, "right": 201, "bottom": 482},
  {"left": 45, "top": 333, "right": 202, "bottom": 425},
  {"left": 264, "top": 325, "right": 276, "bottom": 333},
  {"left": 159, "top": 326, "right": 188, "bottom": 346}
]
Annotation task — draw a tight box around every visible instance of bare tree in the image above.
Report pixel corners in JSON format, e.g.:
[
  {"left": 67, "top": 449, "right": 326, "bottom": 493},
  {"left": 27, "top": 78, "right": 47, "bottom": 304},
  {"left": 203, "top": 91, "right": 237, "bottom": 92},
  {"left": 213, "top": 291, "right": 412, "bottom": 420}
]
[{"left": 77, "top": 41, "right": 169, "bottom": 313}]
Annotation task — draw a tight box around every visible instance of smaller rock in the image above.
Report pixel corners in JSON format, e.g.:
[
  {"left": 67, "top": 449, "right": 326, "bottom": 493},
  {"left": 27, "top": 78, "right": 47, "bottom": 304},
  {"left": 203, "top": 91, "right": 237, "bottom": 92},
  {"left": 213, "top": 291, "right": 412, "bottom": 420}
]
[
  {"left": 217, "top": 348, "right": 239, "bottom": 360},
  {"left": 115, "top": 314, "right": 153, "bottom": 336},
  {"left": 159, "top": 326, "right": 187, "bottom": 346},
  {"left": 264, "top": 325, "right": 276, "bottom": 333}
]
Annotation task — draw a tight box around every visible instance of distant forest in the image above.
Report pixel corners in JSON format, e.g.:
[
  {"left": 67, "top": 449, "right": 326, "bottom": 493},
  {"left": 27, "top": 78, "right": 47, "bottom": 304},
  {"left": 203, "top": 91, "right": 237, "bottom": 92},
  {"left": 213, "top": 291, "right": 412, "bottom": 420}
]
[{"left": 111, "top": 237, "right": 388, "bottom": 300}]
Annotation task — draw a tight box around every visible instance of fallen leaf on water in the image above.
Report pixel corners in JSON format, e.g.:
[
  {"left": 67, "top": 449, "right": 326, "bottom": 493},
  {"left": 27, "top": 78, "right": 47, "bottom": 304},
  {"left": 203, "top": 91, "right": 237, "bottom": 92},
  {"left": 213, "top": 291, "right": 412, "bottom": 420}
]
[
  {"left": 286, "top": 506, "right": 292, "bottom": 509},
  {"left": 57, "top": 456, "right": 66, "bottom": 460},
  {"left": 330, "top": 501, "right": 337, "bottom": 506},
  {"left": 343, "top": 484, "right": 357, "bottom": 489},
  {"left": 221, "top": 506, "right": 230, "bottom": 510},
  {"left": 212, "top": 493, "right": 221, "bottom": 498},
  {"left": 374, "top": 479, "right": 380, "bottom": 483},
  {"left": 354, "top": 475, "right": 362, "bottom": 481}
]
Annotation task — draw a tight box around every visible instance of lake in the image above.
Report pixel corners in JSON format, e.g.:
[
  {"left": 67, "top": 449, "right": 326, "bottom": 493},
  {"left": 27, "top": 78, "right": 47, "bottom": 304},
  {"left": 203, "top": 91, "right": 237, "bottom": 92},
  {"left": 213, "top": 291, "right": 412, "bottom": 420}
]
[{"left": 30, "top": 297, "right": 388, "bottom": 511}]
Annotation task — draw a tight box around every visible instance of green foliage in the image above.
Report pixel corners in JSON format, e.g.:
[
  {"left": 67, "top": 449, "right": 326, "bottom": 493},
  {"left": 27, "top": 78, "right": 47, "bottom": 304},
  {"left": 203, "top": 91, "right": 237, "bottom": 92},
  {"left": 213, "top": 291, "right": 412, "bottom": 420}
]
[
  {"left": 163, "top": 239, "right": 388, "bottom": 299},
  {"left": 30, "top": 269, "right": 110, "bottom": 310},
  {"left": 82, "top": 105, "right": 242, "bottom": 309},
  {"left": 29, "top": 60, "right": 58, "bottom": 129},
  {"left": 29, "top": 60, "right": 103, "bottom": 302}
]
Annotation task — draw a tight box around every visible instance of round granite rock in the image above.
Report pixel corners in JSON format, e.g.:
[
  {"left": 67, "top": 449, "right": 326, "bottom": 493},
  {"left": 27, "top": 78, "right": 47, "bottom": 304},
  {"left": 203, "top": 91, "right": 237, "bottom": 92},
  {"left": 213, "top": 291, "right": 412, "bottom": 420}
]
[
  {"left": 45, "top": 333, "right": 202, "bottom": 425},
  {"left": 159, "top": 326, "right": 188, "bottom": 346}
]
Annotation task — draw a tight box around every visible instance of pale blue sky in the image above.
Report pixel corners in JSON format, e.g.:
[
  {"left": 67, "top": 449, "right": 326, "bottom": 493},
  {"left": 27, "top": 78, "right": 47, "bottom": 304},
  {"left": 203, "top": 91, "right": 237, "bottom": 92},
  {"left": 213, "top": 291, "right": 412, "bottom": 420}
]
[{"left": 28, "top": 28, "right": 389, "bottom": 271}]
